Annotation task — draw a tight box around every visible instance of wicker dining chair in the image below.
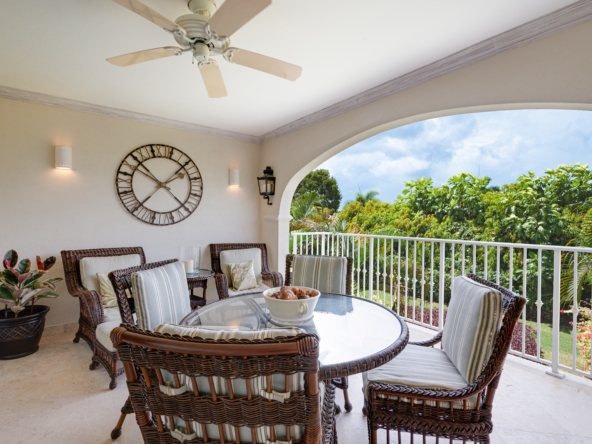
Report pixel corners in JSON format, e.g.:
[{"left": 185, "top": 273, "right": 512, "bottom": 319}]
[
  {"left": 110, "top": 323, "right": 337, "bottom": 444},
  {"left": 107, "top": 258, "right": 186, "bottom": 439},
  {"left": 285, "top": 253, "right": 354, "bottom": 414},
  {"left": 60, "top": 247, "right": 145, "bottom": 389},
  {"left": 363, "top": 274, "right": 526, "bottom": 444},
  {"left": 210, "top": 243, "right": 283, "bottom": 299}
]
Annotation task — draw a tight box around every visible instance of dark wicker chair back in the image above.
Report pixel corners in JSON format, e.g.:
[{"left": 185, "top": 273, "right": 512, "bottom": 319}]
[
  {"left": 111, "top": 324, "right": 325, "bottom": 444},
  {"left": 366, "top": 273, "right": 527, "bottom": 444},
  {"left": 61, "top": 247, "right": 146, "bottom": 328},
  {"left": 108, "top": 259, "right": 179, "bottom": 325},
  {"left": 209, "top": 243, "right": 283, "bottom": 299},
  {"left": 60, "top": 247, "right": 146, "bottom": 390},
  {"left": 285, "top": 254, "right": 353, "bottom": 295}
]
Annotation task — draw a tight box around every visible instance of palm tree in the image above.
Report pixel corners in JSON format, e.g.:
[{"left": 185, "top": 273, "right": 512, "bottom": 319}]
[
  {"left": 346, "top": 189, "right": 380, "bottom": 205},
  {"left": 561, "top": 209, "right": 592, "bottom": 308}
]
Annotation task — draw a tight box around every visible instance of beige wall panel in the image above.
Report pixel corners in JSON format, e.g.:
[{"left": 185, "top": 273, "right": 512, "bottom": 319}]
[{"left": 0, "top": 98, "right": 260, "bottom": 327}]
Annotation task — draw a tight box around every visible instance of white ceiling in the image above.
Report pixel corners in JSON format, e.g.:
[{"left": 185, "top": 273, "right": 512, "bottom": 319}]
[{"left": 0, "top": 0, "right": 580, "bottom": 137}]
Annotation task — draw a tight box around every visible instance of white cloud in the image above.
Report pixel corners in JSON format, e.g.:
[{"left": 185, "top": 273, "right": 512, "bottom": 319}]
[{"left": 318, "top": 109, "right": 592, "bottom": 206}]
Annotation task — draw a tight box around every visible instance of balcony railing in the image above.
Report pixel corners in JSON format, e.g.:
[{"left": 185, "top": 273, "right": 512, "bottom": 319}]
[{"left": 291, "top": 231, "right": 592, "bottom": 379}]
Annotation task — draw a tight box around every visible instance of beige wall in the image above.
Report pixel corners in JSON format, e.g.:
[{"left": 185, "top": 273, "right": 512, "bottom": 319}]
[
  {"left": 260, "top": 19, "right": 592, "bottom": 271},
  {"left": 0, "top": 98, "right": 261, "bottom": 327}
]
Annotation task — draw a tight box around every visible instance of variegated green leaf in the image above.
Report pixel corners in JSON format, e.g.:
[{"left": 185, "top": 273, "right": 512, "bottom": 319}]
[
  {"left": 21, "top": 272, "right": 43, "bottom": 289},
  {"left": 1, "top": 269, "right": 18, "bottom": 286},
  {"left": 43, "top": 257, "right": 57, "bottom": 271},
  {"left": 0, "top": 285, "right": 15, "bottom": 302},
  {"left": 36, "top": 291, "right": 59, "bottom": 299},
  {"left": 17, "top": 259, "right": 31, "bottom": 274},
  {"left": 3, "top": 250, "right": 17, "bottom": 269}
]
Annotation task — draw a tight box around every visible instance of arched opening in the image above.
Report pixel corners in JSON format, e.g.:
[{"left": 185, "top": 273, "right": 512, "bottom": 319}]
[{"left": 281, "top": 106, "right": 592, "bottom": 377}]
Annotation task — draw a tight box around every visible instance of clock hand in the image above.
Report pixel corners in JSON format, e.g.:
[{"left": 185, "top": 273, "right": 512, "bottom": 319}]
[
  {"left": 164, "top": 172, "right": 185, "bottom": 184},
  {"left": 163, "top": 187, "right": 190, "bottom": 211},
  {"left": 161, "top": 161, "right": 191, "bottom": 184}
]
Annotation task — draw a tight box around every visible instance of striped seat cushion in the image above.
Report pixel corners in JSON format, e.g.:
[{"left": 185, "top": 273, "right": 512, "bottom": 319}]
[
  {"left": 443, "top": 276, "right": 503, "bottom": 383},
  {"left": 291, "top": 255, "right": 348, "bottom": 294},
  {"left": 130, "top": 261, "right": 191, "bottom": 331},
  {"left": 154, "top": 324, "right": 317, "bottom": 443},
  {"left": 362, "top": 344, "right": 479, "bottom": 410}
]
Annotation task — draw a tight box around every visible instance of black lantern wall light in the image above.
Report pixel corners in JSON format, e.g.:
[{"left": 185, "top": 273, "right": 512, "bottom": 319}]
[{"left": 257, "top": 166, "right": 275, "bottom": 205}]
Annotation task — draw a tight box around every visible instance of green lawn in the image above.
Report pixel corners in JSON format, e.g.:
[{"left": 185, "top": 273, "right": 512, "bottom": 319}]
[{"left": 524, "top": 320, "right": 585, "bottom": 369}]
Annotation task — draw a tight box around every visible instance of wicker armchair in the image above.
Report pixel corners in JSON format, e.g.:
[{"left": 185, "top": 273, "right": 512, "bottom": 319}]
[
  {"left": 210, "top": 243, "right": 283, "bottom": 300},
  {"left": 286, "top": 254, "right": 354, "bottom": 414},
  {"left": 107, "top": 258, "right": 184, "bottom": 439},
  {"left": 364, "top": 274, "right": 526, "bottom": 444},
  {"left": 111, "top": 323, "right": 337, "bottom": 444},
  {"left": 61, "top": 247, "right": 146, "bottom": 389}
]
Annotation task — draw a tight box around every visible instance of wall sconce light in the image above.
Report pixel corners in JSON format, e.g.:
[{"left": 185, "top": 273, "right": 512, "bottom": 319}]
[
  {"left": 257, "top": 166, "right": 275, "bottom": 205},
  {"left": 229, "top": 168, "right": 240, "bottom": 186},
  {"left": 55, "top": 146, "right": 72, "bottom": 169}
]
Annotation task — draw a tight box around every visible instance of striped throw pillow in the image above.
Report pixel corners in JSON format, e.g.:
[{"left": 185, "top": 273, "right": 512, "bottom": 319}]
[
  {"left": 442, "top": 276, "right": 503, "bottom": 383},
  {"left": 130, "top": 261, "right": 191, "bottom": 331}
]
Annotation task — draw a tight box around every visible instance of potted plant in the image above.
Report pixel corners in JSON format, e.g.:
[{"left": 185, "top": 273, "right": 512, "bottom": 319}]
[{"left": 0, "top": 250, "right": 62, "bottom": 359}]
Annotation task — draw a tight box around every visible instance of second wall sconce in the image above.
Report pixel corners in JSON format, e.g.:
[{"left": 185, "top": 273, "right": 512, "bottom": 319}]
[
  {"left": 229, "top": 168, "right": 240, "bottom": 186},
  {"left": 55, "top": 145, "right": 72, "bottom": 170},
  {"left": 257, "top": 166, "right": 275, "bottom": 205}
]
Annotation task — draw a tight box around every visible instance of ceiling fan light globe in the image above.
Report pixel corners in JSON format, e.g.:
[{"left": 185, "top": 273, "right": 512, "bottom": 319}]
[{"left": 193, "top": 42, "right": 210, "bottom": 62}]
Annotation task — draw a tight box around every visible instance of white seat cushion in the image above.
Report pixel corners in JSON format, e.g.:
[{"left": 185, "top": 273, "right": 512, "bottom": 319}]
[
  {"left": 131, "top": 261, "right": 191, "bottom": 330},
  {"left": 443, "top": 276, "right": 503, "bottom": 383},
  {"left": 363, "top": 344, "right": 479, "bottom": 410},
  {"left": 103, "top": 307, "right": 122, "bottom": 323},
  {"left": 79, "top": 254, "right": 141, "bottom": 293},
  {"left": 220, "top": 248, "right": 263, "bottom": 284},
  {"left": 154, "top": 324, "right": 309, "bottom": 443},
  {"left": 96, "top": 320, "right": 121, "bottom": 352},
  {"left": 228, "top": 283, "right": 270, "bottom": 297}
]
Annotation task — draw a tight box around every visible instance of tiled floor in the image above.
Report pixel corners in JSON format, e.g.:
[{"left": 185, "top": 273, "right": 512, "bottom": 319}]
[{"left": 2, "top": 324, "right": 592, "bottom": 444}]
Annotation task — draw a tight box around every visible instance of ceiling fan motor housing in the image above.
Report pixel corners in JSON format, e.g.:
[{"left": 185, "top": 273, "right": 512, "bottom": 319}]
[
  {"left": 187, "top": 0, "right": 217, "bottom": 18},
  {"left": 175, "top": 14, "right": 229, "bottom": 55}
]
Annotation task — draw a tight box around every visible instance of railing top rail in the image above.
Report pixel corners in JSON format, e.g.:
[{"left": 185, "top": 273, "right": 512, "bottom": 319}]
[{"left": 292, "top": 232, "right": 592, "bottom": 253}]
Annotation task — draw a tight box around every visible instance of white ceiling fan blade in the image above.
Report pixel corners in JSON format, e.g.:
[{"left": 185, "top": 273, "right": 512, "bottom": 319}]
[
  {"left": 226, "top": 49, "right": 302, "bottom": 81},
  {"left": 112, "top": 0, "right": 178, "bottom": 32},
  {"left": 208, "top": 0, "right": 271, "bottom": 37},
  {"left": 107, "top": 47, "right": 181, "bottom": 66},
  {"left": 199, "top": 63, "right": 228, "bottom": 98}
]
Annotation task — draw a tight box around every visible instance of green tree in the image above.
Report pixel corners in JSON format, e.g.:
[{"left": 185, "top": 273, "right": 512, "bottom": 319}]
[
  {"left": 351, "top": 190, "right": 380, "bottom": 205},
  {"left": 294, "top": 169, "right": 342, "bottom": 212}
]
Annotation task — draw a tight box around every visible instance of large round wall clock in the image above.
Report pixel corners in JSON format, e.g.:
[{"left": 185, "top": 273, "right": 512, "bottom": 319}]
[{"left": 116, "top": 144, "right": 203, "bottom": 226}]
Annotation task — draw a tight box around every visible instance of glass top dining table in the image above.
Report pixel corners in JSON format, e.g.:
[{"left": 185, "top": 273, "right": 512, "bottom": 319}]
[{"left": 181, "top": 292, "right": 409, "bottom": 380}]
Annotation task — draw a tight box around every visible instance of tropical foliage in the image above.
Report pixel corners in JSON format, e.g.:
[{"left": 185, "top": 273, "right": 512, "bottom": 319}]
[{"left": 0, "top": 250, "right": 62, "bottom": 317}]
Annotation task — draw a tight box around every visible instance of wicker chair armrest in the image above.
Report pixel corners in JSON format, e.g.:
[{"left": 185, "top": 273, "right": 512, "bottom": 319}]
[
  {"left": 215, "top": 272, "right": 230, "bottom": 300},
  {"left": 262, "top": 271, "right": 283, "bottom": 288},
  {"left": 367, "top": 379, "right": 486, "bottom": 404},
  {"left": 409, "top": 331, "right": 443, "bottom": 347},
  {"left": 75, "top": 289, "right": 104, "bottom": 327}
]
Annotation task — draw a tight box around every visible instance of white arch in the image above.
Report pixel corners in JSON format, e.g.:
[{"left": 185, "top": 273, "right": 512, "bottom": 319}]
[{"left": 278, "top": 102, "right": 592, "bottom": 220}]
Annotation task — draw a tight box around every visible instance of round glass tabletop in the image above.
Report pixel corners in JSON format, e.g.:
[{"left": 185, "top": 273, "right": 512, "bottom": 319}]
[{"left": 181, "top": 293, "right": 408, "bottom": 379}]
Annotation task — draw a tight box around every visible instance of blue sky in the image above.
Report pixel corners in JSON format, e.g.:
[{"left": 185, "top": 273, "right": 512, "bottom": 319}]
[{"left": 318, "top": 110, "right": 592, "bottom": 207}]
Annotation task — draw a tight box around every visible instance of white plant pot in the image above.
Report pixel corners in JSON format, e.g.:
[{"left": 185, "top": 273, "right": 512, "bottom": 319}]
[{"left": 262, "top": 287, "right": 320, "bottom": 322}]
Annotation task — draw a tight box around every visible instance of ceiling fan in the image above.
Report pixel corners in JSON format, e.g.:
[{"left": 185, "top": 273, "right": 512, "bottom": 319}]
[{"left": 107, "top": 0, "right": 302, "bottom": 98}]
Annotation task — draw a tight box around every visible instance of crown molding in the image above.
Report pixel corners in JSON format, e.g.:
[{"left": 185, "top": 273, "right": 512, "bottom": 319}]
[
  {"left": 3, "top": 1, "right": 592, "bottom": 146},
  {"left": 0, "top": 85, "right": 260, "bottom": 144},
  {"left": 260, "top": 0, "right": 592, "bottom": 143}
]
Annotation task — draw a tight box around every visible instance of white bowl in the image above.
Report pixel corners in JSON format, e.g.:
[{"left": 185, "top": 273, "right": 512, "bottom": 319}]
[{"left": 262, "top": 286, "right": 320, "bottom": 322}]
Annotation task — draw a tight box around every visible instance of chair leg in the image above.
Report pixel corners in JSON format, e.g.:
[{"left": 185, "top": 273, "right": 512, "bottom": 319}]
[
  {"left": 89, "top": 357, "right": 99, "bottom": 370},
  {"left": 342, "top": 386, "right": 352, "bottom": 413},
  {"left": 109, "top": 359, "right": 119, "bottom": 390},
  {"left": 111, "top": 396, "right": 133, "bottom": 439}
]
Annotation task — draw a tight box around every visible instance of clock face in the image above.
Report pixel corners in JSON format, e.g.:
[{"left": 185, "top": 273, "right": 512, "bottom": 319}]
[{"left": 116, "top": 144, "right": 203, "bottom": 225}]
